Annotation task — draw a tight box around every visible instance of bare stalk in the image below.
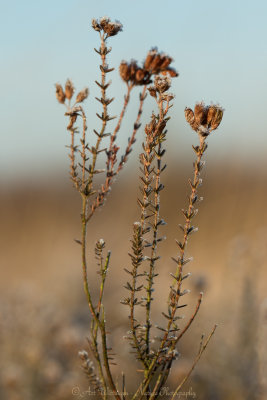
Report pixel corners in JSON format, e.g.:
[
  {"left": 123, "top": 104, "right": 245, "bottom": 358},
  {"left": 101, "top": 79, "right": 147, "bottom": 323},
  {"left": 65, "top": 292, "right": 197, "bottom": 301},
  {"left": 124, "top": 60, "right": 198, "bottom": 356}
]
[
  {"left": 117, "top": 85, "right": 147, "bottom": 174},
  {"left": 170, "top": 325, "right": 217, "bottom": 399}
]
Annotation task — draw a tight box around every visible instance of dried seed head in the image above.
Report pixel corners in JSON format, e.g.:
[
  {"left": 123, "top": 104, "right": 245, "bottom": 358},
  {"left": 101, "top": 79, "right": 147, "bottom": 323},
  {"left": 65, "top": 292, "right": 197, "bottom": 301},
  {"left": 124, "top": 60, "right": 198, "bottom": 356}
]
[
  {"left": 143, "top": 48, "right": 178, "bottom": 77},
  {"left": 92, "top": 17, "right": 123, "bottom": 37},
  {"left": 154, "top": 76, "right": 171, "bottom": 93},
  {"left": 119, "top": 60, "right": 151, "bottom": 85},
  {"left": 76, "top": 88, "right": 89, "bottom": 103},
  {"left": 65, "top": 79, "right": 75, "bottom": 100},
  {"left": 55, "top": 83, "right": 65, "bottom": 104},
  {"left": 185, "top": 102, "right": 224, "bottom": 135}
]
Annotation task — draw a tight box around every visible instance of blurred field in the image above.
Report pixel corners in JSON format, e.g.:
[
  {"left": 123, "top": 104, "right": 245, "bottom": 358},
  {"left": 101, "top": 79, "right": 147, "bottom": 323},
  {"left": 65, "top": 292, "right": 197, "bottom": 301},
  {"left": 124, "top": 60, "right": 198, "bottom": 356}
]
[{"left": 0, "top": 160, "right": 266, "bottom": 399}]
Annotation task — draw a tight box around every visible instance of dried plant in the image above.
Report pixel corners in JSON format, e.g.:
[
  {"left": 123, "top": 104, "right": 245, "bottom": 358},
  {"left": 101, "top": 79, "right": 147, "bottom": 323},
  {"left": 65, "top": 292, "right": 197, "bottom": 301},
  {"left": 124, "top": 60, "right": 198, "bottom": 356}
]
[{"left": 55, "top": 16, "right": 224, "bottom": 400}]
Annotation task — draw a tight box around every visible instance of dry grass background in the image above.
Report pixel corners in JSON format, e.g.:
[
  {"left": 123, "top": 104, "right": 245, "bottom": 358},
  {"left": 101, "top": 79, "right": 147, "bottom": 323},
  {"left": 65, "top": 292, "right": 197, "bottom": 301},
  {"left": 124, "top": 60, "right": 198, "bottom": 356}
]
[{"left": 0, "top": 159, "right": 266, "bottom": 399}]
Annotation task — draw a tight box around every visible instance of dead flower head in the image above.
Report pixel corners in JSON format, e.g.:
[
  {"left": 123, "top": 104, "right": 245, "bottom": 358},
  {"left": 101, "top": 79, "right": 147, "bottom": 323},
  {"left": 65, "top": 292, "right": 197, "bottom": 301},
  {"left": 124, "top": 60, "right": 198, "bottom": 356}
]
[
  {"left": 185, "top": 102, "right": 224, "bottom": 136},
  {"left": 119, "top": 61, "right": 151, "bottom": 86},
  {"left": 154, "top": 76, "right": 171, "bottom": 93},
  {"left": 144, "top": 48, "right": 178, "bottom": 77},
  {"left": 92, "top": 17, "right": 123, "bottom": 37},
  {"left": 120, "top": 48, "right": 178, "bottom": 86}
]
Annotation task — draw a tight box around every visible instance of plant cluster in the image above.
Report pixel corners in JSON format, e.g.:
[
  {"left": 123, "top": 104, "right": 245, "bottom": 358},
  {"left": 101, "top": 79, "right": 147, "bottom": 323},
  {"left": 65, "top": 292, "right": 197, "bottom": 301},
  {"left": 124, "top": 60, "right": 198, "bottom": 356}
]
[{"left": 55, "top": 16, "right": 224, "bottom": 400}]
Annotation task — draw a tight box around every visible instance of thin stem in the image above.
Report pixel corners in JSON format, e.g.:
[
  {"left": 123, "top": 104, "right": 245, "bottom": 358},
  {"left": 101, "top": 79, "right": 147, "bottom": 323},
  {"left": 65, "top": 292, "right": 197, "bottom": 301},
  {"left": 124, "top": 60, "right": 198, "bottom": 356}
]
[
  {"left": 117, "top": 85, "right": 147, "bottom": 174},
  {"left": 108, "top": 83, "right": 133, "bottom": 156},
  {"left": 80, "top": 107, "right": 88, "bottom": 190},
  {"left": 81, "top": 194, "right": 120, "bottom": 400},
  {"left": 69, "top": 129, "right": 80, "bottom": 190},
  {"left": 88, "top": 33, "right": 109, "bottom": 194},
  {"left": 88, "top": 85, "right": 147, "bottom": 221},
  {"left": 148, "top": 293, "right": 204, "bottom": 397},
  {"left": 170, "top": 325, "right": 217, "bottom": 400},
  {"left": 149, "top": 362, "right": 171, "bottom": 400},
  {"left": 176, "top": 292, "right": 203, "bottom": 343},
  {"left": 159, "top": 135, "right": 207, "bottom": 352},
  {"left": 145, "top": 97, "right": 164, "bottom": 361},
  {"left": 133, "top": 136, "right": 207, "bottom": 398}
]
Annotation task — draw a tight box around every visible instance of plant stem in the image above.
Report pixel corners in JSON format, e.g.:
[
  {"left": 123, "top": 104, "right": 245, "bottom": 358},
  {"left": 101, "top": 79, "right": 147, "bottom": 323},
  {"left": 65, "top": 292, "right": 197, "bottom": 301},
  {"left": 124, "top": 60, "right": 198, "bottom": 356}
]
[{"left": 170, "top": 325, "right": 217, "bottom": 400}]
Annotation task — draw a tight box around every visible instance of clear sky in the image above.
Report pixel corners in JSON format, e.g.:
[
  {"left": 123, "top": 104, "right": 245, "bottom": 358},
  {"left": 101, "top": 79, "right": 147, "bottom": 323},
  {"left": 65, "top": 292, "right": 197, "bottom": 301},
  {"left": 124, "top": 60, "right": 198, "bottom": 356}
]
[{"left": 1, "top": 0, "right": 267, "bottom": 181}]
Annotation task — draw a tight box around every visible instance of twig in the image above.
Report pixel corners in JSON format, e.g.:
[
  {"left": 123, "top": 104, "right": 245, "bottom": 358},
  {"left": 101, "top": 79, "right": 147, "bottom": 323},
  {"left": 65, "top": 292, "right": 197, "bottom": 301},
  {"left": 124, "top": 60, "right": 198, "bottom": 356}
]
[{"left": 170, "top": 325, "right": 217, "bottom": 400}]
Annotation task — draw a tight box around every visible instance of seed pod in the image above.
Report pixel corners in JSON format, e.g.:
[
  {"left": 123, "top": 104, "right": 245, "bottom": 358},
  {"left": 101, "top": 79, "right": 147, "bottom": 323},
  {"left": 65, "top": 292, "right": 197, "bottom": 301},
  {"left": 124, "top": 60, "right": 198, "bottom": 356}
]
[
  {"left": 76, "top": 88, "right": 89, "bottom": 103},
  {"left": 209, "top": 106, "right": 224, "bottom": 131},
  {"left": 194, "top": 102, "right": 208, "bottom": 126},
  {"left": 130, "top": 61, "right": 138, "bottom": 79},
  {"left": 144, "top": 49, "right": 157, "bottom": 70},
  {"left": 92, "top": 19, "right": 101, "bottom": 32},
  {"left": 119, "top": 61, "right": 131, "bottom": 82},
  {"left": 55, "top": 83, "right": 65, "bottom": 104},
  {"left": 135, "top": 69, "right": 145, "bottom": 83},
  {"left": 65, "top": 79, "right": 74, "bottom": 100},
  {"left": 160, "top": 55, "right": 173, "bottom": 70},
  {"left": 148, "top": 86, "right": 157, "bottom": 98},
  {"left": 150, "top": 54, "right": 162, "bottom": 73}
]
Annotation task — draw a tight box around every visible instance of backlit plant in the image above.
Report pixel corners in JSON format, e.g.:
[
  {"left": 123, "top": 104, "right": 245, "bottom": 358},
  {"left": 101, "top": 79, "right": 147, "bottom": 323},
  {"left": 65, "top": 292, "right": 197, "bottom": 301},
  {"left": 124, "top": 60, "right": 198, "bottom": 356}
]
[{"left": 55, "top": 16, "right": 224, "bottom": 400}]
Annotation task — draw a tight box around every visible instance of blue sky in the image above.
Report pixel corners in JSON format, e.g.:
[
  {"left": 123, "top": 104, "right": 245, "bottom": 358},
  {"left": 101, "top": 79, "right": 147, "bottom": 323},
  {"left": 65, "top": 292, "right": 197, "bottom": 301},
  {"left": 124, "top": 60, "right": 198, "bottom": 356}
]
[{"left": 1, "top": 0, "right": 267, "bottom": 180}]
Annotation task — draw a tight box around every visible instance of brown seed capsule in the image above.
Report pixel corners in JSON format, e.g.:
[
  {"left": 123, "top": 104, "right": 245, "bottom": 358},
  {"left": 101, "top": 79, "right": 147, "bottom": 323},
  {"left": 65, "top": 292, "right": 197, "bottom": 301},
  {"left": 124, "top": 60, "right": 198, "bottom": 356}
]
[
  {"left": 160, "top": 56, "right": 173, "bottom": 70},
  {"left": 65, "top": 79, "right": 74, "bottom": 100},
  {"left": 119, "top": 61, "right": 131, "bottom": 82},
  {"left": 161, "top": 68, "right": 179, "bottom": 77},
  {"left": 55, "top": 84, "right": 65, "bottom": 104},
  {"left": 130, "top": 61, "right": 138, "bottom": 78},
  {"left": 76, "top": 88, "right": 89, "bottom": 103},
  {"left": 148, "top": 86, "right": 157, "bottom": 98},
  {"left": 150, "top": 54, "right": 162, "bottom": 73},
  {"left": 135, "top": 69, "right": 146, "bottom": 83},
  {"left": 184, "top": 108, "right": 195, "bottom": 126},
  {"left": 144, "top": 49, "right": 157, "bottom": 70},
  {"left": 209, "top": 107, "right": 224, "bottom": 131},
  {"left": 194, "top": 102, "right": 208, "bottom": 126},
  {"left": 92, "top": 19, "right": 101, "bottom": 32}
]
